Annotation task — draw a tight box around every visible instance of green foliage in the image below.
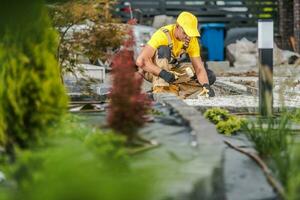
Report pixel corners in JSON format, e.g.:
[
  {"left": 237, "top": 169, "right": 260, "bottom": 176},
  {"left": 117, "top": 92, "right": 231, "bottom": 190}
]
[
  {"left": 48, "top": 114, "right": 97, "bottom": 141},
  {"left": 287, "top": 144, "right": 300, "bottom": 200},
  {"left": 286, "top": 108, "right": 300, "bottom": 124},
  {"left": 244, "top": 116, "right": 291, "bottom": 157},
  {"left": 204, "top": 108, "right": 229, "bottom": 124},
  {"left": 6, "top": 140, "right": 153, "bottom": 200},
  {"left": 204, "top": 108, "right": 245, "bottom": 136},
  {"left": 107, "top": 24, "right": 152, "bottom": 142},
  {"left": 271, "top": 150, "right": 291, "bottom": 188},
  {"left": 49, "top": 114, "right": 128, "bottom": 160},
  {"left": 147, "top": 109, "right": 164, "bottom": 116},
  {"left": 244, "top": 115, "right": 292, "bottom": 186},
  {"left": 48, "top": 0, "right": 124, "bottom": 79},
  {"left": 0, "top": 113, "right": 155, "bottom": 200},
  {"left": 216, "top": 116, "right": 246, "bottom": 136},
  {"left": 0, "top": 113, "right": 6, "bottom": 146},
  {"left": 0, "top": 0, "right": 68, "bottom": 149},
  {"left": 76, "top": 23, "right": 124, "bottom": 63},
  {"left": 84, "top": 131, "right": 128, "bottom": 162}
]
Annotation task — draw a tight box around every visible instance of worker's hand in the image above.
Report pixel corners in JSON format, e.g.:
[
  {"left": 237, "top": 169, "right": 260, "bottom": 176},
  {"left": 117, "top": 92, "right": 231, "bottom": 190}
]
[
  {"left": 200, "top": 83, "right": 215, "bottom": 97},
  {"left": 159, "top": 69, "right": 176, "bottom": 83}
]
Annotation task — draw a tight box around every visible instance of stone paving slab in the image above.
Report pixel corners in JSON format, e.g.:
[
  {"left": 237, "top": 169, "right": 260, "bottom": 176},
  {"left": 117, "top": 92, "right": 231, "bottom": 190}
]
[
  {"left": 224, "top": 147, "right": 277, "bottom": 200},
  {"left": 221, "top": 134, "right": 277, "bottom": 200},
  {"left": 73, "top": 74, "right": 282, "bottom": 199},
  {"left": 208, "top": 62, "right": 300, "bottom": 77},
  {"left": 217, "top": 76, "right": 300, "bottom": 94},
  {"left": 154, "top": 93, "right": 224, "bottom": 145},
  {"left": 74, "top": 92, "right": 280, "bottom": 199},
  {"left": 183, "top": 75, "right": 300, "bottom": 113},
  {"left": 152, "top": 94, "right": 279, "bottom": 199},
  {"left": 152, "top": 93, "right": 225, "bottom": 199},
  {"left": 184, "top": 94, "right": 300, "bottom": 113}
]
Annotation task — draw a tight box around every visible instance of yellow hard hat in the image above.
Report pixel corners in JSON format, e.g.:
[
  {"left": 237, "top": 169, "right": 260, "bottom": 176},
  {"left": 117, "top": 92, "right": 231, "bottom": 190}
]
[{"left": 177, "top": 11, "right": 200, "bottom": 37}]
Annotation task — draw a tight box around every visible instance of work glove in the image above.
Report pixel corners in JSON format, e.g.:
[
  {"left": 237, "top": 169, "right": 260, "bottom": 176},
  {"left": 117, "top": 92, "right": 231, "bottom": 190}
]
[
  {"left": 159, "top": 69, "right": 176, "bottom": 83},
  {"left": 199, "top": 83, "right": 215, "bottom": 97}
]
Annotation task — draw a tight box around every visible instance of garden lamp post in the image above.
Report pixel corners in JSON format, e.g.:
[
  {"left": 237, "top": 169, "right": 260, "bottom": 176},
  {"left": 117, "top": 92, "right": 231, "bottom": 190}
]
[{"left": 258, "top": 19, "right": 273, "bottom": 116}]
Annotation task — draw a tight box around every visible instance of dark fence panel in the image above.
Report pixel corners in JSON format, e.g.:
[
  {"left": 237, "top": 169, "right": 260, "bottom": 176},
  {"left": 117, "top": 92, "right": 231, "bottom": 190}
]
[{"left": 115, "top": 0, "right": 278, "bottom": 30}]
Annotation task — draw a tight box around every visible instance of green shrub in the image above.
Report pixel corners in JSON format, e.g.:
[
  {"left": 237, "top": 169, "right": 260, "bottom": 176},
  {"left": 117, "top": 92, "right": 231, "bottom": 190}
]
[
  {"left": 0, "top": 111, "right": 163, "bottom": 200},
  {"left": 0, "top": 1, "right": 68, "bottom": 149},
  {"left": 48, "top": 0, "right": 124, "bottom": 84},
  {"left": 204, "top": 108, "right": 230, "bottom": 124},
  {"left": 47, "top": 114, "right": 129, "bottom": 163},
  {"left": 0, "top": 113, "right": 6, "bottom": 146},
  {"left": 216, "top": 116, "right": 246, "bottom": 136},
  {"left": 3, "top": 137, "right": 154, "bottom": 200},
  {"left": 204, "top": 108, "right": 245, "bottom": 135},
  {"left": 107, "top": 24, "right": 151, "bottom": 142},
  {"left": 49, "top": 114, "right": 95, "bottom": 142},
  {"left": 286, "top": 108, "right": 300, "bottom": 124},
  {"left": 84, "top": 131, "right": 128, "bottom": 163}
]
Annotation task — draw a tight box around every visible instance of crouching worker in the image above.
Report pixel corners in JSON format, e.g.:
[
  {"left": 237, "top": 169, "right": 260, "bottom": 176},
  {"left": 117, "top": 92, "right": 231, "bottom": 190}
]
[{"left": 136, "top": 11, "right": 216, "bottom": 98}]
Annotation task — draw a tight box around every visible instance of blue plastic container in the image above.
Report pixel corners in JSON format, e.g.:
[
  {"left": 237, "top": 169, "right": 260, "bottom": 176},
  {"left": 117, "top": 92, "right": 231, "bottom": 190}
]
[{"left": 200, "top": 23, "right": 225, "bottom": 61}]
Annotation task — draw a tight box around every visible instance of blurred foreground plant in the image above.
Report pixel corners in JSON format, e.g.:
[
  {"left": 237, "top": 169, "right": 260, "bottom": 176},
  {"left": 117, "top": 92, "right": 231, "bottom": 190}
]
[
  {"left": 4, "top": 140, "right": 154, "bottom": 200},
  {"left": 107, "top": 20, "right": 152, "bottom": 144},
  {"left": 0, "top": 114, "right": 156, "bottom": 200},
  {"left": 0, "top": 0, "right": 68, "bottom": 153},
  {"left": 287, "top": 144, "right": 300, "bottom": 200}
]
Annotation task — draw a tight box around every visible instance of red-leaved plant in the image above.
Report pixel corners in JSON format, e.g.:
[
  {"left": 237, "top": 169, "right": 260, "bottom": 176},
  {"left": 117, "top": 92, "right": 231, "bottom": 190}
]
[{"left": 107, "top": 19, "right": 152, "bottom": 143}]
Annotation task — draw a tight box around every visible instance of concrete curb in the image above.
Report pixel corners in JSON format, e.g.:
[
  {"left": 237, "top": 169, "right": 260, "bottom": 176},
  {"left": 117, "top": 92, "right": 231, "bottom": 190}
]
[
  {"left": 153, "top": 93, "right": 225, "bottom": 199},
  {"left": 154, "top": 93, "right": 224, "bottom": 146}
]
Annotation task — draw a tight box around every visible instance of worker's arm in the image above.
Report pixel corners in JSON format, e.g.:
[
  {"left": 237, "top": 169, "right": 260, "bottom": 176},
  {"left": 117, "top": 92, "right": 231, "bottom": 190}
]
[
  {"left": 136, "top": 45, "right": 175, "bottom": 83},
  {"left": 190, "top": 56, "right": 209, "bottom": 85},
  {"left": 136, "top": 45, "right": 161, "bottom": 76},
  {"left": 191, "top": 56, "right": 215, "bottom": 97}
]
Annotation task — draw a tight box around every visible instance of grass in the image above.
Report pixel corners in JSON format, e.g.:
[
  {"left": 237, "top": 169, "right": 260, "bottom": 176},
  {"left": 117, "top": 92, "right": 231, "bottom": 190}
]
[
  {"left": 287, "top": 144, "right": 300, "bottom": 200},
  {"left": 244, "top": 115, "right": 291, "bottom": 157},
  {"left": 0, "top": 114, "right": 158, "bottom": 200},
  {"left": 243, "top": 114, "right": 294, "bottom": 189}
]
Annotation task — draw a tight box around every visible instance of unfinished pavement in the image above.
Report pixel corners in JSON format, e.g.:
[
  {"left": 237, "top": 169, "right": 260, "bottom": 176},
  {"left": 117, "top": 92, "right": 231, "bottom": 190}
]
[
  {"left": 185, "top": 63, "right": 300, "bottom": 113},
  {"left": 185, "top": 76, "right": 300, "bottom": 113},
  {"left": 145, "top": 93, "right": 277, "bottom": 200},
  {"left": 69, "top": 68, "right": 290, "bottom": 199},
  {"left": 70, "top": 86, "right": 279, "bottom": 199},
  {"left": 158, "top": 64, "right": 299, "bottom": 199}
]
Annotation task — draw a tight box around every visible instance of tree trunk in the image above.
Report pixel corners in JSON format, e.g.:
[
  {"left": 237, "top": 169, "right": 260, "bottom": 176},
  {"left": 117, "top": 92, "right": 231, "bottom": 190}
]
[
  {"left": 278, "top": 0, "right": 294, "bottom": 50},
  {"left": 295, "top": 0, "right": 300, "bottom": 53}
]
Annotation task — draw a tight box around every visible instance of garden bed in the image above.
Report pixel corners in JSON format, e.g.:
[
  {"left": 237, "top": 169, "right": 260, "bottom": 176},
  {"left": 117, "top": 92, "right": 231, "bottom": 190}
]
[
  {"left": 201, "top": 106, "right": 300, "bottom": 199},
  {"left": 72, "top": 98, "right": 225, "bottom": 199}
]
